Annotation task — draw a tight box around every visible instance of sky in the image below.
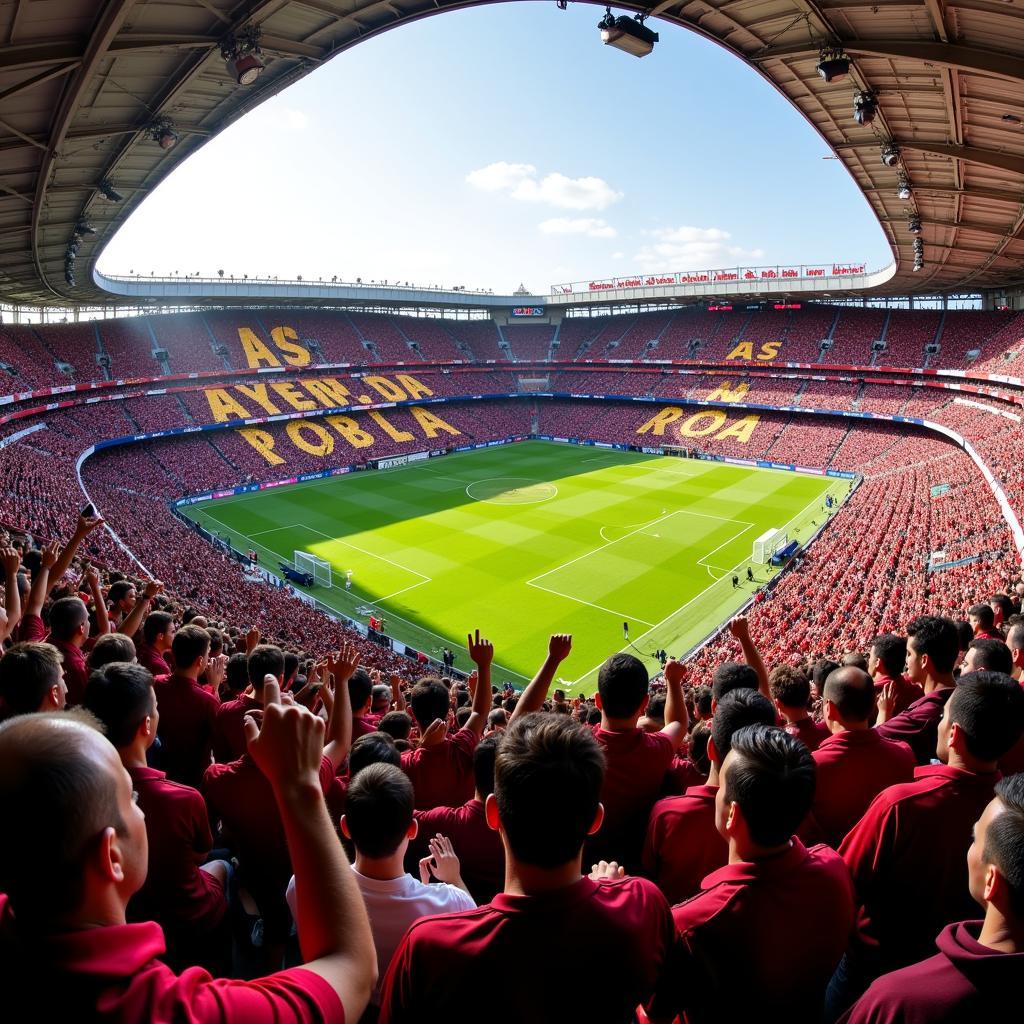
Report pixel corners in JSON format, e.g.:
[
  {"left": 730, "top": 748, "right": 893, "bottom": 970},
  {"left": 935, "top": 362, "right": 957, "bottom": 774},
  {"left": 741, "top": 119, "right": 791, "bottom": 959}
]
[{"left": 98, "top": 4, "right": 893, "bottom": 295}]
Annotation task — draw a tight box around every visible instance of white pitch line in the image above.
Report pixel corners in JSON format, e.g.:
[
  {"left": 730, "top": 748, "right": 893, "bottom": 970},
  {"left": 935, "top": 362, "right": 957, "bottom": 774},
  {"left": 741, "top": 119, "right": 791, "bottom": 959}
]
[
  {"left": 526, "top": 510, "right": 679, "bottom": 587},
  {"left": 301, "top": 525, "right": 431, "bottom": 583},
  {"left": 377, "top": 579, "right": 431, "bottom": 602},
  {"left": 697, "top": 523, "right": 754, "bottom": 568},
  {"left": 526, "top": 579, "right": 655, "bottom": 628}
]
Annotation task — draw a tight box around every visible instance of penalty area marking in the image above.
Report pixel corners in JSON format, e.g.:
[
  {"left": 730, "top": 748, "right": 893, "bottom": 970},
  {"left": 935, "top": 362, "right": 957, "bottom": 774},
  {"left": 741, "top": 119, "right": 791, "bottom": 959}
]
[{"left": 466, "top": 477, "right": 558, "bottom": 505}]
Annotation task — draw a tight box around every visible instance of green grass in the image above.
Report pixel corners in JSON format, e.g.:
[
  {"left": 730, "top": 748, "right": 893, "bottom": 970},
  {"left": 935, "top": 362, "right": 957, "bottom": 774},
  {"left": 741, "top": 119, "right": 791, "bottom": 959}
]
[{"left": 182, "top": 441, "right": 849, "bottom": 692}]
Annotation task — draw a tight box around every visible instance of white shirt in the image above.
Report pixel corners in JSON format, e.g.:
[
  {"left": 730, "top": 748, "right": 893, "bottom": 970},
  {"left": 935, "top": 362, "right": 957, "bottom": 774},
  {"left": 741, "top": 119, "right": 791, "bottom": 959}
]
[{"left": 287, "top": 868, "right": 476, "bottom": 1002}]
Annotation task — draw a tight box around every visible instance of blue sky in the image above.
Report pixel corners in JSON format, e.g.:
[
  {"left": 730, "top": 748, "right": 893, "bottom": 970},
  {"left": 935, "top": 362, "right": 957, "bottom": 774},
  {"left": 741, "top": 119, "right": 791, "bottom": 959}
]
[{"left": 99, "top": 4, "right": 893, "bottom": 293}]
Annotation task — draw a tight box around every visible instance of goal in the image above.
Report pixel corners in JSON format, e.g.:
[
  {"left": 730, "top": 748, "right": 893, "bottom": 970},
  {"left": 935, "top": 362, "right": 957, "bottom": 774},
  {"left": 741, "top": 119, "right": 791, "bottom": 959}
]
[
  {"left": 751, "top": 528, "right": 790, "bottom": 564},
  {"left": 294, "top": 550, "right": 332, "bottom": 588}
]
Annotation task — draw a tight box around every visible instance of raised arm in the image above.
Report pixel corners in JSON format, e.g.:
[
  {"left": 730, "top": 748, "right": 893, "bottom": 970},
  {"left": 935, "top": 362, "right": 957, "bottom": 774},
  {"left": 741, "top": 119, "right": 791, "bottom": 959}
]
[
  {"left": 729, "top": 615, "right": 770, "bottom": 700},
  {"left": 322, "top": 642, "right": 358, "bottom": 772},
  {"left": 660, "top": 659, "right": 689, "bottom": 749},
  {"left": 84, "top": 566, "right": 110, "bottom": 637},
  {"left": 244, "top": 680, "right": 376, "bottom": 1017},
  {"left": 119, "top": 579, "right": 162, "bottom": 640},
  {"left": 0, "top": 547, "right": 22, "bottom": 642},
  {"left": 24, "top": 539, "right": 60, "bottom": 619},
  {"left": 463, "top": 629, "right": 494, "bottom": 737},
  {"left": 391, "top": 673, "right": 407, "bottom": 713},
  {"left": 49, "top": 511, "right": 105, "bottom": 588},
  {"left": 509, "top": 634, "right": 573, "bottom": 725}
]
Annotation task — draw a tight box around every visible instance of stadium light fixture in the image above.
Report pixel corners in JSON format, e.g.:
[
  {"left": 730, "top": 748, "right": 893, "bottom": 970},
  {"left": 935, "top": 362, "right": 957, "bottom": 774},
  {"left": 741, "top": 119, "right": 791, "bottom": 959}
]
[
  {"left": 880, "top": 142, "right": 900, "bottom": 167},
  {"left": 853, "top": 91, "right": 877, "bottom": 126},
  {"left": 147, "top": 118, "right": 179, "bottom": 151},
  {"left": 816, "top": 47, "right": 850, "bottom": 83},
  {"left": 599, "top": 8, "right": 658, "bottom": 58},
  {"left": 896, "top": 174, "right": 912, "bottom": 200},
  {"left": 98, "top": 180, "right": 123, "bottom": 202},
  {"left": 221, "top": 28, "right": 264, "bottom": 86},
  {"left": 74, "top": 220, "right": 96, "bottom": 237},
  {"left": 908, "top": 214, "right": 922, "bottom": 235}
]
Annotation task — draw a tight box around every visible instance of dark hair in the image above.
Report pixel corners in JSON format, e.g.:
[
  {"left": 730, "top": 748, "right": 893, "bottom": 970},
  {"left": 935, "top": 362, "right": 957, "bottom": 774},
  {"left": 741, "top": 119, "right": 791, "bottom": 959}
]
[
  {"left": 689, "top": 721, "right": 712, "bottom": 776},
  {"left": 487, "top": 707, "right": 507, "bottom": 730},
  {"left": 646, "top": 692, "right": 667, "bottom": 721},
  {"left": 694, "top": 685, "right": 713, "bottom": 718},
  {"left": 378, "top": 710, "right": 412, "bottom": 741},
  {"left": 841, "top": 652, "right": 869, "bottom": 671},
  {"left": 969, "top": 603, "right": 995, "bottom": 631},
  {"left": 503, "top": 695, "right": 518, "bottom": 714},
  {"left": 0, "top": 643, "right": 63, "bottom": 715},
  {"left": 225, "top": 652, "right": 249, "bottom": 693},
  {"left": 142, "top": 611, "right": 174, "bottom": 646},
  {"left": 990, "top": 594, "right": 1014, "bottom": 622},
  {"left": 247, "top": 644, "right": 285, "bottom": 691},
  {"left": 587, "top": 706, "right": 602, "bottom": 726},
  {"left": 409, "top": 678, "right": 449, "bottom": 729},
  {"left": 597, "top": 653, "right": 649, "bottom": 718},
  {"left": 769, "top": 665, "right": 810, "bottom": 709},
  {"left": 349, "top": 731, "right": 400, "bottom": 777},
  {"left": 495, "top": 714, "right": 604, "bottom": 867},
  {"left": 968, "top": 638, "right": 1013, "bottom": 676},
  {"left": 473, "top": 734, "right": 500, "bottom": 799},
  {"left": 871, "top": 634, "right": 907, "bottom": 678},
  {"left": 283, "top": 652, "right": 299, "bottom": 685},
  {"left": 985, "top": 774, "right": 1024, "bottom": 915},
  {"left": 205, "top": 627, "right": 223, "bottom": 656},
  {"left": 83, "top": 662, "right": 156, "bottom": 748},
  {"left": 725, "top": 725, "right": 816, "bottom": 847},
  {"left": 823, "top": 666, "right": 875, "bottom": 723},
  {"left": 344, "top": 763, "right": 413, "bottom": 858},
  {"left": 86, "top": 633, "right": 136, "bottom": 672},
  {"left": 108, "top": 580, "right": 135, "bottom": 606},
  {"left": 48, "top": 597, "right": 88, "bottom": 642},
  {"left": 171, "top": 623, "right": 210, "bottom": 669},
  {"left": 907, "top": 616, "right": 960, "bottom": 675},
  {"left": 347, "top": 667, "right": 373, "bottom": 712},
  {"left": 812, "top": 659, "right": 841, "bottom": 689},
  {"left": 0, "top": 712, "right": 127, "bottom": 926},
  {"left": 710, "top": 689, "right": 777, "bottom": 763},
  {"left": 712, "top": 661, "right": 759, "bottom": 702},
  {"left": 947, "top": 671, "right": 1024, "bottom": 762},
  {"left": 955, "top": 620, "right": 975, "bottom": 653},
  {"left": 455, "top": 706, "right": 472, "bottom": 728},
  {"left": 1007, "top": 621, "right": 1024, "bottom": 653}
]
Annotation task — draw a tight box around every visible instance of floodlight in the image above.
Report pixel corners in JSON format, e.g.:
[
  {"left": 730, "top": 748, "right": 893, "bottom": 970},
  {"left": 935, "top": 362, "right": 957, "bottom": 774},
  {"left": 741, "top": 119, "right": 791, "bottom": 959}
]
[
  {"left": 817, "top": 48, "right": 850, "bottom": 83},
  {"left": 880, "top": 142, "right": 900, "bottom": 167},
  {"left": 599, "top": 9, "right": 658, "bottom": 58}
]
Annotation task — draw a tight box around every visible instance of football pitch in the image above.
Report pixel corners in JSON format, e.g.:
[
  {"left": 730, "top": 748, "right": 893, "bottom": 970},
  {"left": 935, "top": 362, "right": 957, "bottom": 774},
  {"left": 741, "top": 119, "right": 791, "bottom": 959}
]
[{"left": 182, "top": 441, "right": 850, "bottom": 691}]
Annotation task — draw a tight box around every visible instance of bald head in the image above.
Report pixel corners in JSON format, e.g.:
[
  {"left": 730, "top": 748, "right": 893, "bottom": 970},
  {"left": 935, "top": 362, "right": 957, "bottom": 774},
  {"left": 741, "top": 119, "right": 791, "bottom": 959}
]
[
  {"left": 823, "top": 666, "right": 875, "bottom": 725},
  {"left": 0, "top": 713, "right": 128, "bottom": 928}
]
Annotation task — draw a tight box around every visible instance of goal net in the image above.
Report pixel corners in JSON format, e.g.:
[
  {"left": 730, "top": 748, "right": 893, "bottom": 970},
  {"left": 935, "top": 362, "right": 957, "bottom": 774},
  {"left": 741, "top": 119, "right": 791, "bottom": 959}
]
[
  {"left": 751, "top": 529, "right": 790, "bottom": 564},
  {"left": 294, "top": 550, "right": 332, "bottom": 588}
]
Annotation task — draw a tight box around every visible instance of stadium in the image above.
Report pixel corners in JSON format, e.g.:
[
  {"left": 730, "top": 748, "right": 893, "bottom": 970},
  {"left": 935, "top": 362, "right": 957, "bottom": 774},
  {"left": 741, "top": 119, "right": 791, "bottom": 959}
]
[{"left": 1, "top": 0, "right": 1024, "bottom": 1021}]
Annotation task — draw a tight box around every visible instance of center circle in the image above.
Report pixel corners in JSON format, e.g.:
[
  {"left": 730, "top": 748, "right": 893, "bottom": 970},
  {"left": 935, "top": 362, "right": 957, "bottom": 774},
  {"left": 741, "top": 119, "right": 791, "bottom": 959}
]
[{"left": 465, "top": 477, "right": 558, "bottom": 505}]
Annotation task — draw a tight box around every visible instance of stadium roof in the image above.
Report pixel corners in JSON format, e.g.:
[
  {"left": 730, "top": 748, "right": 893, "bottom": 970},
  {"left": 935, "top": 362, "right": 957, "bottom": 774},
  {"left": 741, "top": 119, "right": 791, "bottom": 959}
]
[{"left": 2, "top": 0, "right": 1023, "bottom": 307}]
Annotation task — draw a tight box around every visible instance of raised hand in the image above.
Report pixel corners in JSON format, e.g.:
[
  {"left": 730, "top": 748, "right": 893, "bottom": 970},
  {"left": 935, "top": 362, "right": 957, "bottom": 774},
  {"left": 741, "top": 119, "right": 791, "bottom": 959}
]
[
  {"left": 243, "top": 679, "right": 325, "bottom": 792},
  {"left": 589, "top": 860, "right": 626, "bottom": 881},
  {"left": 548, "top": 633, "right": 573, "bottom": 663},
  {"left": 327, "top": 641, "right": 361, "bottom": 686},
  {"left": 664, "top": 659, "right": 686, "bottom": 687},
  {"left": 143, "top": 578, "right": 163, "bottom": 600},
  {"left": 0, "top": 547, "right": 20, "bottom": 575},
  {"left": 418, "top": 834, "right": 463, "bottom": 885},
  {"left": 206, "top": 652, "right": 228, "bottom": 689},
  {"left": 245, "top": 625, "right": 260, "bottom": 652},
  {"left": 467, "top": 629, "right": 494, "bottom": 669},
  {"left": 419, "top": 718, "right": 447, "bottom": 747},
  {"left": 728, "top": 615, "right": 750, "bottom": 641},
  {"left": 75, "top": 511, "right": 105, "bottom": 538},
  {"left": 39, "top": 539, "right": 60, "bottom": 570}
]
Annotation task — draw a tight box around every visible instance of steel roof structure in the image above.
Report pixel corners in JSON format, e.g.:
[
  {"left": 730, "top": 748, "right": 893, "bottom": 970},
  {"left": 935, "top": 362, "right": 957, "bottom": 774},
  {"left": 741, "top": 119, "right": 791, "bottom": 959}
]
[{"left": 1, "top": 0, "right": 1023, "bottom": 307}]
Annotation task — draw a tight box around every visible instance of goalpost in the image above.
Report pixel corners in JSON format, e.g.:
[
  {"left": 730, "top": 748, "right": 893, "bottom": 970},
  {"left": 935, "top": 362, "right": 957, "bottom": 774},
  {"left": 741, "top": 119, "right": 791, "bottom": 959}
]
[
  {"left": 751, "top": 528, "right": 790, "bottom": 564},
  {"left": 294, "top": 550, "right": 332, "bottom": 588}
]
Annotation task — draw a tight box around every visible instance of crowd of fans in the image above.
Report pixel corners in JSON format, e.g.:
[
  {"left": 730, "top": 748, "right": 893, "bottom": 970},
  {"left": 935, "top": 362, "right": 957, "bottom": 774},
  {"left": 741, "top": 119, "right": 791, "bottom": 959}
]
[{"left": 0, "top": 525, "right": 1022, "bottom": 1022}]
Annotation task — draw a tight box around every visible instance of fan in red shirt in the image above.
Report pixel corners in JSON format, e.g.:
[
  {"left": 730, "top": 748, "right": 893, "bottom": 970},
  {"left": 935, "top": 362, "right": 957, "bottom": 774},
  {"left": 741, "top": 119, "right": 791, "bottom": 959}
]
[
  {"left": 841, "top": 773, "right": 1024, "bottom": 1024},
  {"left": 643, "top": 688, "right": 776, "bottom": 903},
  {"left": 411, "top": 733, "right": 505, "bottom": 904},
  {"left": 204, "top": 644, "right": 360, "bottom": 968},
  {"left": 1005, "top": 620, "right": 1024, "bottom": 682},
  {"left": 875, "top": 616, "right": 959, "bottom": 765},
  {"left": 0, "top": 689, "right": 376, "bottom": 1023},
  {"left": 968, "top": 602, "right": 1000, "bottom": 642},
  {"left": 800, "top": 667, "right": 916, "bottom": 849},
  {"left": 83, "top": 661, "right": 230, "bottom": 972},
  {"left": 867, "top": 633, "right": 922, "bottom": 719},
  {"left": 0, "top": 641, "right": 67, "bottom": 720},
  {"left": 648, "top": 724, "right": 855, "bottom": 1024},
  {"left": 400, "top": 630, "right": 494, "bottom": 810},
  {"left": 154, "top": 624, "right": 221, "bottom": 788},
  {"left": 770, "top": 663, "right": 830, "bottom": 752},
  {"left": 379, "top": 713, "right": 675, "bottom": 1024},
  {"left": 212, "top": 644, "right": 283, "bottom": 764},
  {"left": 510, "top": 635, "right": 686, "bottom": 871},
  {"left": 45, "top": 595, "right": 91, "bottom": 707},
  {"left": 137, "top": 610, "right": 175, "bottom": 678},
  {"left": 827, "top": 671, "right": 1024, "bottom": 1020}
]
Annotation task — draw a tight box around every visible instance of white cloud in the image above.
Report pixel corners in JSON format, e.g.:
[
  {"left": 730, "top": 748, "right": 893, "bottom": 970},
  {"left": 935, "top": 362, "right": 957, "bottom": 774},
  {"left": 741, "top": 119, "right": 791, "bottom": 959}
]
[
  {"left": 467, "top": 163, "right": 622, "bottom": 211},
  {"left": 633, "top": 224, "right": 765, "bottom": 271},
  {"left": 611, "top": 251, "right": 625, "bottom": 259},
  {"left": 539, "top": 217, "right": 617, "bottom": 239},
  {"left": 465, "top": 161, "right": 536, "bottom": 192}
]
